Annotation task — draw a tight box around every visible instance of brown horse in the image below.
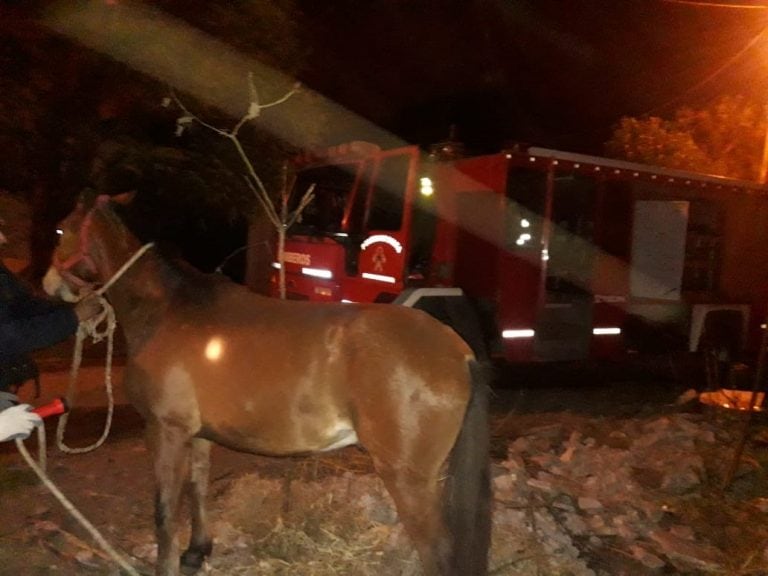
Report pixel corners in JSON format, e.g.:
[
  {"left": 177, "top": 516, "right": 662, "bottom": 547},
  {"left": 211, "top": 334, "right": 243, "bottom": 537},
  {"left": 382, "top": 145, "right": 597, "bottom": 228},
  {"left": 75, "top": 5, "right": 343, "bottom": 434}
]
[{"left": 44, "top": 192, "right": 492, "bottom": 576}]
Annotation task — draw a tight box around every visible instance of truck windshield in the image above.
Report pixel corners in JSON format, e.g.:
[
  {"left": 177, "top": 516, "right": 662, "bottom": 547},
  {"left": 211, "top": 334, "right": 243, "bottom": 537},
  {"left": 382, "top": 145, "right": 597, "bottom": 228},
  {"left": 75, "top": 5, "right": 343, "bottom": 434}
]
[{"left": 290, "top": 163, "right": 359, "bottom": 235}]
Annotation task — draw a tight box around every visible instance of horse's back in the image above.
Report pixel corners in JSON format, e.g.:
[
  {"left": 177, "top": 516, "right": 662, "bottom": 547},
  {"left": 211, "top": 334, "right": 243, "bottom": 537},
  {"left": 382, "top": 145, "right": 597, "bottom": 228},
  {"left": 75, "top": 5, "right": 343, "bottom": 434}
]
[{"left": 131, "top": 279, "right": 474, "bottom": 455}]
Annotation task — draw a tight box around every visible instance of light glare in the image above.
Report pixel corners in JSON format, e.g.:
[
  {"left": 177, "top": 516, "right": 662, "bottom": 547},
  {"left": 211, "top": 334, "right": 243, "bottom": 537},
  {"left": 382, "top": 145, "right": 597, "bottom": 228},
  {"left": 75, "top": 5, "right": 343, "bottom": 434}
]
[
  {"left": 205, "top": 337, "right": 224, "bottom": 361},
  {"left": 420, "top": 177, "right": 434, "bottom": 197}
]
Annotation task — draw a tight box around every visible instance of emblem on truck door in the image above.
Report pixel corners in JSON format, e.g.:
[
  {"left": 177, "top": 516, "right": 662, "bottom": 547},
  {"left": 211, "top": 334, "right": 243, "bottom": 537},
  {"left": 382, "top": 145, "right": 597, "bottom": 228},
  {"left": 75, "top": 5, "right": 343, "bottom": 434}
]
[
  {"left": 372, "top": 246, "right": 386, "bottom": 272},
  {"left": 360, "top": 234, "right": 403, "bottom": 254}
]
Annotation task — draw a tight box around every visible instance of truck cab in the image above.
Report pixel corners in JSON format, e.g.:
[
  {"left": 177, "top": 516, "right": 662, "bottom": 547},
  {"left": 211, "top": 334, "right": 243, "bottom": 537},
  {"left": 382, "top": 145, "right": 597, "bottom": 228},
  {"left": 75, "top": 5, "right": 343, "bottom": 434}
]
[{"left": 270, "top": 141, "right": 422, "bottom": 303}]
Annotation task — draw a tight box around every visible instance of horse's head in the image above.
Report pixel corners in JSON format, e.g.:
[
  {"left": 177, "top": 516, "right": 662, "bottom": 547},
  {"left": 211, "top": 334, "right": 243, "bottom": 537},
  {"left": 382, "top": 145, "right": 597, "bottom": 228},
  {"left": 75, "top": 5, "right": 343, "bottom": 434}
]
[{"left": 43, "top": 191, "right": 135, "bottom": 301}]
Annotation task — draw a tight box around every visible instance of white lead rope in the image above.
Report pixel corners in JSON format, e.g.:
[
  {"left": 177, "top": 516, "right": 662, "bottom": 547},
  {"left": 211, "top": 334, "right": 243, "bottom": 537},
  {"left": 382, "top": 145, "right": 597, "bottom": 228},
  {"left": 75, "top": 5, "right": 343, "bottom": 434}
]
[
  {"left": 55, "top": 297, "right": 116, "bottom": 454},
  {"left": 10, "top": 242, "right": 156, "bottom": 575},
  {"left": 15, "top": 438, "right": 142, "bottom": 576},
  {"left": 56, "top": 242, "right": 154, "bottom": 454},
  {"left": 96, "top": 242, "right": 155, "bottom": 297}
]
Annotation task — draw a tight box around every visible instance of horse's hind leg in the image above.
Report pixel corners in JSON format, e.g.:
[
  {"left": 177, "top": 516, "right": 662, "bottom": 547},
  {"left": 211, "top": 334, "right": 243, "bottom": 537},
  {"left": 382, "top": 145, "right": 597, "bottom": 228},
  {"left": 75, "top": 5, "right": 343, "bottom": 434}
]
[
  {"left": 359, "top": 376, "right": 477, "bottom": 574},
  {"left": 180, "top": 438, "right": 213, "bottom": 574},
  {"left": 148, "top": 423, "right": 191, "bottom": 576},
  {"left": 376, "top": 465, "right": 451, "bottom": 576}
]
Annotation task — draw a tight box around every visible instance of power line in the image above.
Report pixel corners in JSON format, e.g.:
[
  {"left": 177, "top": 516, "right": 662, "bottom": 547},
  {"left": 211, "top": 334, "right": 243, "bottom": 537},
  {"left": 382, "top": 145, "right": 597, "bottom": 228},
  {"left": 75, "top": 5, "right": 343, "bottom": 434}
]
[
  {"left": 646, "top": 22, "right": 768, "bottom": 115},
  {"left": 662, "top": 0, "right": 768, "bottom": 9}
]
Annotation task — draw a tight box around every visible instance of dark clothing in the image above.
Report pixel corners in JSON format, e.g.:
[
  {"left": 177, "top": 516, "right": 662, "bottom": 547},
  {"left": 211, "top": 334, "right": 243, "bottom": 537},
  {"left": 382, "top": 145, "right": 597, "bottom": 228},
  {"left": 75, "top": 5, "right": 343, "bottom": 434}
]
[{"left": 0, "top": 262, "right": 78, "bottom": 390}]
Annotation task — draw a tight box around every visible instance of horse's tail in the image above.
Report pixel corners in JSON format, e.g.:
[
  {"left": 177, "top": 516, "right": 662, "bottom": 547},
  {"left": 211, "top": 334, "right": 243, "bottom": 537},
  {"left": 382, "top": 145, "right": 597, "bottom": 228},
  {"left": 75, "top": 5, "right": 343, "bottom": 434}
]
[{"left": 445, "top": 359, "right": 493, "bottom": 575}]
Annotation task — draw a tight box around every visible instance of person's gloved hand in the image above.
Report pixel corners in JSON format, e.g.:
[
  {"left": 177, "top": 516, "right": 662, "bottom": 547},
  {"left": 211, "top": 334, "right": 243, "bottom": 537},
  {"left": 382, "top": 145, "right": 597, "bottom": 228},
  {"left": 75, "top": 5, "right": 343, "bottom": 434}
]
[{"left": 0, "top": 404, "right": 42, "bottom": 442}]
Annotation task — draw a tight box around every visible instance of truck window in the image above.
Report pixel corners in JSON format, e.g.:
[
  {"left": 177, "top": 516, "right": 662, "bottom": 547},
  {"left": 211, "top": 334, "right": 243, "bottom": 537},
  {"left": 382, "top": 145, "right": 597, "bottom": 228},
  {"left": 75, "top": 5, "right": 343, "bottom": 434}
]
[
  {"left": 506, "top": 167, "right": 597, "bottom": 295},
  {"left": 408, "top": 184, "right": 437, "bottom": 277},
  {"left": 291, "top": 163, "right": 359, "bottom": 234},
  {"left": 367, "top": 155, "right": 410, "bottom": 231},
  {"left": 506, "top": 167, "right": 546, "bottom": 251},
  {"left": 347, "top": 162, "right": 373, "bottom": 237},
  {"left": 682, "top": 200, "right": 721, "bottom": 294},
  {"left": 548, "top": 172, "right": 597, "bottom": 295},
  {"left": 598, "top": 180, "right": 633, "bottom": 260}
]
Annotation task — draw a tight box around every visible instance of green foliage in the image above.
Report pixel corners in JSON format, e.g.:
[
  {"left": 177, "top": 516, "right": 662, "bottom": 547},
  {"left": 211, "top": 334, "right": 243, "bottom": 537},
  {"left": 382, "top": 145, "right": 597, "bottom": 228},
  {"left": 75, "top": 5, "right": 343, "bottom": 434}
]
[
  {"left": 606, "top": 116, "right": 709, "bottom": 173},
  {"left": 605, "top": 95, "right": 765, "bottom": 181}
]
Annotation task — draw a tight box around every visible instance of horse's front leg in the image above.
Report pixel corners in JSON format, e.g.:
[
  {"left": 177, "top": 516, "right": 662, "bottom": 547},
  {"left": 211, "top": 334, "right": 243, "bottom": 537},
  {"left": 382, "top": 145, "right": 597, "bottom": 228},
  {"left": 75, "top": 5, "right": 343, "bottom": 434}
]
[
  {"left": 180, "top": 438, "right": 213, "bottom": 574},
  {"left": 147, "top": 423, "right": 191, "bottom": 576}
]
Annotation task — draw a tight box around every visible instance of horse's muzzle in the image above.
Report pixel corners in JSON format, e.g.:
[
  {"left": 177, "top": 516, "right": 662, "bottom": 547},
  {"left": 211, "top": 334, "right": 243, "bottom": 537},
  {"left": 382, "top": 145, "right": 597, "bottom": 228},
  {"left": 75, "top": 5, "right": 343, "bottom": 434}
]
[{"left": 42, "top": 266, "right": 81, "bottom": 302}]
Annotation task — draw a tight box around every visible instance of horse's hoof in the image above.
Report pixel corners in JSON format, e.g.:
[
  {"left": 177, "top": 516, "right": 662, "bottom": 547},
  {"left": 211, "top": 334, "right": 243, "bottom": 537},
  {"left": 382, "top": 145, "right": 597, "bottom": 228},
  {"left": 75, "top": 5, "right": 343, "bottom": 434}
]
[
  {"left": 180, "top": 563, "right": 201, "bottom": 576},
  {"left": 180, "top": 542, "right": 212, "bottom": 575}
]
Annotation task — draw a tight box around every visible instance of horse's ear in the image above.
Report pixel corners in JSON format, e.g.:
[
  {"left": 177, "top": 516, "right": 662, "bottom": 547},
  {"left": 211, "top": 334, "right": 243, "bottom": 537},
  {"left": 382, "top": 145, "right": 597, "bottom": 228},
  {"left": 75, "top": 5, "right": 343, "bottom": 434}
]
[{"left": 110, "top": 190, "right": 137, "bottom": 206}]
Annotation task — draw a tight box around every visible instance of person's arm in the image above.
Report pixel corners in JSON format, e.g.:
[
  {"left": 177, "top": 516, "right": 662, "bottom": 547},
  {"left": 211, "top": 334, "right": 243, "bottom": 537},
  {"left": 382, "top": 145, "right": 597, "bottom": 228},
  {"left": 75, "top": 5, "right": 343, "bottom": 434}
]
[
  {"left": 0, "top": 265, "right": 102, "bottom": 357},
  {"left": 0, "top": 305, "right": 79, "bottom": 357}
]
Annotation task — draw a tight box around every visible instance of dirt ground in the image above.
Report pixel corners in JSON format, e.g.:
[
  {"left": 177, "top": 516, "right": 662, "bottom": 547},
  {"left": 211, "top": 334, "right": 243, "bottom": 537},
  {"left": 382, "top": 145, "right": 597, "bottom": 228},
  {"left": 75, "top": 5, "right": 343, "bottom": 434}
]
[{"left": 1, "top": 352, "right": 768, "bottom": 575}]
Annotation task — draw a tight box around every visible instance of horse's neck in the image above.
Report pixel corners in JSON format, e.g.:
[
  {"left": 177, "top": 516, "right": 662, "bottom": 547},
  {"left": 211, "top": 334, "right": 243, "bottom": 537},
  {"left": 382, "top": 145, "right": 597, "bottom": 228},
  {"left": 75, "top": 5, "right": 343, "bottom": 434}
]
[{"left": 101, "top": 249, "right": 177, "bottom": 352}]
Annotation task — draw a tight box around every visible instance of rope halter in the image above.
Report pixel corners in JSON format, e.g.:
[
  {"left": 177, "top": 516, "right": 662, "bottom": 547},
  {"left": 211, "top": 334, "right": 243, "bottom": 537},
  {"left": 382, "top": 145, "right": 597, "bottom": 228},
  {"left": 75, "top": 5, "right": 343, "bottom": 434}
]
[{"left": 53, "top": 194, "right": 154, "bottom": 297}]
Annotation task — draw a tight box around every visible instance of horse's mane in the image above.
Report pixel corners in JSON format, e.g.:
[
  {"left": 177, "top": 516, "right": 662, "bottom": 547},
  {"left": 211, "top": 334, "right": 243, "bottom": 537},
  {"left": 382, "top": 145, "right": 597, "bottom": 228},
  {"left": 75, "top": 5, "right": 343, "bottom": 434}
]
[
  {"left": 99, "top": 201, "right": 227, "bottom": 307},
  {"left": 89, "top": 138, "right": 251, "bottom": 278}
]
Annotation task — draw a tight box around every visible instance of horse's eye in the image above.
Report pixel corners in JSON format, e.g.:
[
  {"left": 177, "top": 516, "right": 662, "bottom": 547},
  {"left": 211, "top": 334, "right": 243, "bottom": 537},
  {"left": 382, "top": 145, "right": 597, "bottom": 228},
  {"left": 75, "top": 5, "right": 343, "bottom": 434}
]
[{"left": 56, "top": 229, "right": 64, "bottom": 236}]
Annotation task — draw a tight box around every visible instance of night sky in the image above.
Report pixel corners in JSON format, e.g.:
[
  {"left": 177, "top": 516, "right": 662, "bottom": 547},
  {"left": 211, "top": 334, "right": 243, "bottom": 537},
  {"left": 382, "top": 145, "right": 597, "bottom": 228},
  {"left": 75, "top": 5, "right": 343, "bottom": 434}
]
[
  {"left": 296, "top": 0, "right": 768, "bottom": 155},
  {"left": 4, "top": 1, "right": 768, "bottom": 162}
]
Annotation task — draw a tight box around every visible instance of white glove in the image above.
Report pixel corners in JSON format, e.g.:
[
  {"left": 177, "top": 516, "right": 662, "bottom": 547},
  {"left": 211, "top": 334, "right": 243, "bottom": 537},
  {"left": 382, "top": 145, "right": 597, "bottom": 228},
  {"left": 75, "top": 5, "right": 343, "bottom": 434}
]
[{"left": 0, "top": 404, "right": 43, "bottom": 442}]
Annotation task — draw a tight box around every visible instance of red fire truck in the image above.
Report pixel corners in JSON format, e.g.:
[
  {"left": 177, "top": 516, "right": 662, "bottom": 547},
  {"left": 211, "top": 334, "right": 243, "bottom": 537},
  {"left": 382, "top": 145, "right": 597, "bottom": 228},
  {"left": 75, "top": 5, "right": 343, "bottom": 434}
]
[{"left": 249, "top": 141, "right": 768, "bottom": 366}]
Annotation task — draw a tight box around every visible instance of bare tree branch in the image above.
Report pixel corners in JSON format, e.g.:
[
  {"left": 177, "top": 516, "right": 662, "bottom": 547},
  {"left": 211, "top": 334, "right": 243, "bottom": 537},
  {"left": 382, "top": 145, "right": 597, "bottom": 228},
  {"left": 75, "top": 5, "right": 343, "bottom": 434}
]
[{"left": 170, "top": 76, "right": 311, "bottom": 299}]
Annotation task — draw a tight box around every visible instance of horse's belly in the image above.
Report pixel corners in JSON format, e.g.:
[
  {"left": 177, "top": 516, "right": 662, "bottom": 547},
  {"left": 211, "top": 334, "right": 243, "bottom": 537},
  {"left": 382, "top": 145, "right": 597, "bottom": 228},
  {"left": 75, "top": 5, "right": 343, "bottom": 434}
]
[{"left": 199, "top": 415, "right": 359, "bottom": 456}]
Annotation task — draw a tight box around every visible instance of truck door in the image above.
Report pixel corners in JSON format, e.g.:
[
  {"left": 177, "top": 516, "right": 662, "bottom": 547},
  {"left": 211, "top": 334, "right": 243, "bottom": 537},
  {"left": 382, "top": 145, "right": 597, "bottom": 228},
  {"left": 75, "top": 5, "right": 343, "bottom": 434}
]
[
  {"left": 535, "top": 169, "right": 598, "bottom": 361},
  {"left": 498, "top": 167, "right": 547, "bottom": 362},
  {"left": 344, "top": 147, "right": 419, "bottom": 302}
]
